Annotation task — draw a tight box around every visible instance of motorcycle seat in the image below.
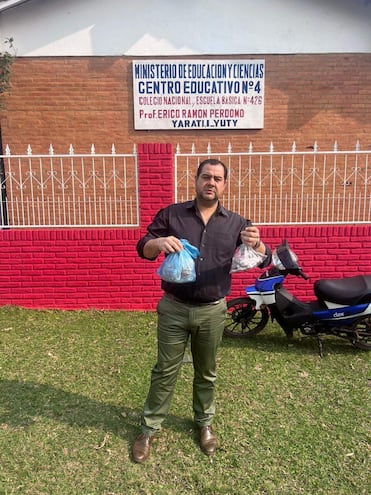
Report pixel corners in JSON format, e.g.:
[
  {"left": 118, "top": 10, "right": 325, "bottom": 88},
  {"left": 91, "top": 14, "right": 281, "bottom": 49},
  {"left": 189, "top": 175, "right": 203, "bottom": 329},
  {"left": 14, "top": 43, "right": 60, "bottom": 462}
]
[{"left": 314, "top": 275, "right": 371, "bottom": 305}]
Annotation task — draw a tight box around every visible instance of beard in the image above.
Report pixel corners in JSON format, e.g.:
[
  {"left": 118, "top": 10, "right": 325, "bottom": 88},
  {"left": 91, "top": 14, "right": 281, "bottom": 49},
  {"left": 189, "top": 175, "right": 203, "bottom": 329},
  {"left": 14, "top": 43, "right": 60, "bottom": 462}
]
[{"left": 197, "top": 187, "right": 219, "bottom": 204}]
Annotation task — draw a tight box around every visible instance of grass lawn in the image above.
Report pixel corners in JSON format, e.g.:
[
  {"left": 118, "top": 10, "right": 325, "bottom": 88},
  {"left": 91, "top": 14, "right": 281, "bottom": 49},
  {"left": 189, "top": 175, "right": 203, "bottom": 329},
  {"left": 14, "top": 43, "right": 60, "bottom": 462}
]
[{"left": 0, "top": 306, "right": 369, "bottom": 495}]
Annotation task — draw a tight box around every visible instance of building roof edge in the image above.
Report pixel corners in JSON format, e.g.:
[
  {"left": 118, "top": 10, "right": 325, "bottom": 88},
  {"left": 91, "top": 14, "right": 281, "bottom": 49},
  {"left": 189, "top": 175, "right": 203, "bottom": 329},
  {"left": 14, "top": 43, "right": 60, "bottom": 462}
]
[{"left": 0, "top": 0, "right": 33, "bottom": 13}]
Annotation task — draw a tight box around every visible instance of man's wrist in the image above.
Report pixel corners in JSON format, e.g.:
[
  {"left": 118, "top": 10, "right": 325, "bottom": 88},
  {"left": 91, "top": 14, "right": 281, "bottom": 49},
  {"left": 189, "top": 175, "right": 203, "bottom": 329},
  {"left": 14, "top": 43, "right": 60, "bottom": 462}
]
[{"left": 253, "top": 239, "right": 261, "bottom": 250}]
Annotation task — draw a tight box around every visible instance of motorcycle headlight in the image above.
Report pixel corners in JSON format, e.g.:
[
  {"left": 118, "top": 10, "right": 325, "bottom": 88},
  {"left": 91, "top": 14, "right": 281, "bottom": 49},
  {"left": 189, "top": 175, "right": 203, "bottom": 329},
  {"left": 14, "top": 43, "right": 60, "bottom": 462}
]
[
  {"left": 272, "top": 246, "right": 299, "bottom": 270},
  {"left": 272, "top": 250, "right": 285, "bottom": 270}
]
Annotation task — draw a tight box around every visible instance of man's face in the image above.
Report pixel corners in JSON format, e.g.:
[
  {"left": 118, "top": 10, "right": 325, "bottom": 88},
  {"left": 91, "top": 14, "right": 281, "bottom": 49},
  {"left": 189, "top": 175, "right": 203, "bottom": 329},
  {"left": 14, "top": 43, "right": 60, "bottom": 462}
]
[{"left": 195, "top": 163, "right": 227, "bottom": 203}]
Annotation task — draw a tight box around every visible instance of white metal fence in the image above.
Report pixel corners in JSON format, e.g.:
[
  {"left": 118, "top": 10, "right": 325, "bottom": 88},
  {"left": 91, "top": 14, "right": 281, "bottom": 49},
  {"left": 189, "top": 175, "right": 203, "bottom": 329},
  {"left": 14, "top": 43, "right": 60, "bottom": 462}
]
[
  {"left": 175, "top": 142, "right": 371, "bottom": 224},
  {"left": 1, "top": 142, "right": 369, "bottom": 228},
  {"left": 0, "top": 145, "right": 139, "bottom": 228}
]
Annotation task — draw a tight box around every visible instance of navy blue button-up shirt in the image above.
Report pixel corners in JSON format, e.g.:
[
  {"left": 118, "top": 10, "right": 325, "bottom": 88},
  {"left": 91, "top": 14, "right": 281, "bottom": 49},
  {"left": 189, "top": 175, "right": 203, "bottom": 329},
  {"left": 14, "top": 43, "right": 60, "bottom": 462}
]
[{"left": 137, "top": 200, "right": 271, "bottom": 303}]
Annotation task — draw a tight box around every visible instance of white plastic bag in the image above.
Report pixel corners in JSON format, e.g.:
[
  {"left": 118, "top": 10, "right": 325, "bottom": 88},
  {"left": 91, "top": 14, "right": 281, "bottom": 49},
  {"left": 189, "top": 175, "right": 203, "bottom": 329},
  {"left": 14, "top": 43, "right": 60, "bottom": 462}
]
[{"left": 230, "top": 244, "right": 266, "bottom": 273}]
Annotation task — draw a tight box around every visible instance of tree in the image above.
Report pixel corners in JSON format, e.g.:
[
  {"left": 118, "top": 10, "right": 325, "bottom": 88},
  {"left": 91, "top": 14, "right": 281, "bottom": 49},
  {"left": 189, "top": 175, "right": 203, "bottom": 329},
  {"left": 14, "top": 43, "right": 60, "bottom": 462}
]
[
  {"left": 0, "top": 37, "right": 15, "bottom": 227},
  {"left": 0, "top": 37, "right": 14, "bottom": 109}
]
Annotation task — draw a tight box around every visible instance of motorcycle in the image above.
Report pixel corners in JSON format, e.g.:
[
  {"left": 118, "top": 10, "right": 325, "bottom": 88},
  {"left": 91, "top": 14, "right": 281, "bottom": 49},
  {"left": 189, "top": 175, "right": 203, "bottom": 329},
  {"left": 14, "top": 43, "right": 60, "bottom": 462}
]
[{"left": 224, "top": 240, "right": 371, "bottom": 356}]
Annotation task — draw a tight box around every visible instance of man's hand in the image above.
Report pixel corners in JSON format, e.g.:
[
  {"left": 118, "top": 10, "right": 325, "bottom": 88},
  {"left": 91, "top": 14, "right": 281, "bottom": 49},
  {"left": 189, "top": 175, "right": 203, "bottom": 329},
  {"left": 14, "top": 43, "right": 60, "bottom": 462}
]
[
  {"left": 240, "top": 226, "right": 265, "bottom": 254},
  {"left": 143, "top": 236, "right": 183, "bottom": 258}
]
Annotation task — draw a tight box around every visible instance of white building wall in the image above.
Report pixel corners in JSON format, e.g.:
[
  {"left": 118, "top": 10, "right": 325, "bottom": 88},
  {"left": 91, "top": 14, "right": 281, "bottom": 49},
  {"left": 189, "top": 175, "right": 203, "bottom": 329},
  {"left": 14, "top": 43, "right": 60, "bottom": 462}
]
[{"left": 0, "top": 0, "right": 370, "bottom": 56}]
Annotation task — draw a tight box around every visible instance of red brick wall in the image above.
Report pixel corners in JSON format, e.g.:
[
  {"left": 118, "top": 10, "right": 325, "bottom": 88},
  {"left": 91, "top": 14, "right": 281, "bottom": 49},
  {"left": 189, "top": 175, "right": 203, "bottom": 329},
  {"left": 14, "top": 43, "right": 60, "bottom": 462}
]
[
  {"left": 1, "top": 53, "right": 370, "bottom": 310},
  {"left": 2, "top": 54, "right": 371, "bottom": 154},
  {"left": 0, "top": 144, "right": 370, "bottom": 311}
]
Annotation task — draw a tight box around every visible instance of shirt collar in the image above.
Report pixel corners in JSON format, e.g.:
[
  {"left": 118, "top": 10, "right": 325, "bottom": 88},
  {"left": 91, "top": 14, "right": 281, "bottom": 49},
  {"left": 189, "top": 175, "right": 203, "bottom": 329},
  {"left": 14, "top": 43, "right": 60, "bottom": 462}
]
[{"left": 188, "top": 199, "right": 229, "bottom": 217}]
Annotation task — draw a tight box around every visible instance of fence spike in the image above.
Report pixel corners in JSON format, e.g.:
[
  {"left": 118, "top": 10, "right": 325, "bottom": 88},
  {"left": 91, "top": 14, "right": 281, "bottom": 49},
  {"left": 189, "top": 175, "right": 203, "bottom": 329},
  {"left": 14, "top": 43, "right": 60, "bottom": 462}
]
[
  {"left": 91, "top": 144, "right": 96, "bottom": 154},
  {"left": 176, "top": 143, "right": 180, "bottom": 154},
  {"left": 49, "top": 144, "right": 54, "bottom": 155},
  {"left": 269, "top": 142, "right": 274, "bottom": 153},
  {"left": 69, "top": 144, "right": 74, "bottom": 155},
  {"left": 248, "top": 142, "right": 253, "bottom": 153},
  {"left": 292, "top": 141, "right": 296, "bottom": 152},
  {"left": 333, "top": 141, "right": 338, "bottom": 152},
  {"left": 191, "top": 143, "right": 195, "bottom": 154},
  {"left": 207, "top": 143, "right": 211, "bottom": 155},
  {"left": 355, "top": 140, "right": 360, "bottom": 151},
  {"left": 313, "top": 141, "right": 318, "bottom": 152},
  {"left": 5, "top": 144, "right": 10, "bottom": 155},
  {"left": 111, "top": 144, "right": 116, "bottom": 154},
  {"left": 132, "top": 143, "right": 137, "bottom": 154},
  {"left": 227, "top": 142, "right": 232, "bottom": 153},
  {"left": 27, "top": 145, "right": 32, "bottom": 155}
]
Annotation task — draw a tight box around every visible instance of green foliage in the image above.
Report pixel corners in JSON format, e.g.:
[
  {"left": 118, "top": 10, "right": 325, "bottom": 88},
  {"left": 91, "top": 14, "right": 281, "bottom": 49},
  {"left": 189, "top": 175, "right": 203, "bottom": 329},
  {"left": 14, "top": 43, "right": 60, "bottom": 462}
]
[
  {"left": 0, "top": 307, "right": 369, "bottom": 494},
  {"left": 0, "top": 37, "right": 15, "bottom": 107}
]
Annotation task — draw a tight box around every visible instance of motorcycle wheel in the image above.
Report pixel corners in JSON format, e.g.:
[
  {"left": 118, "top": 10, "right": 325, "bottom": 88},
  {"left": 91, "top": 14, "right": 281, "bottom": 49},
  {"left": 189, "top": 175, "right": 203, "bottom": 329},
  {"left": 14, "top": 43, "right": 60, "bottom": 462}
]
[
  {"left": 351, "top": 314, "right": 371, "bottom": 350},
  {"left": 224, "top": 297, "right": 269, "bottom": 338}
]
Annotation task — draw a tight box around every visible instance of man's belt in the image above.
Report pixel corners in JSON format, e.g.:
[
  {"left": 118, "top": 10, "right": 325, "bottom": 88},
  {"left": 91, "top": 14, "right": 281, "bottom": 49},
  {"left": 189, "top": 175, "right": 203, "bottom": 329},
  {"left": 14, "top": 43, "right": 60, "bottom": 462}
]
[{"left": 164, "top": 292, "right": 225, "bottom": 306}]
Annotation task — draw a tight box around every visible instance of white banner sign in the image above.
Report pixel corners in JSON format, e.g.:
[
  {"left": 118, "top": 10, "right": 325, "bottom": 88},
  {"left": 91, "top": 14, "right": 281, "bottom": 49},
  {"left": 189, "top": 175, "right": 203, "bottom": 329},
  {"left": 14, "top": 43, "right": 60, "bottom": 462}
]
[{"left": 132, "top": 59, "right": 265, "bottom": 130}]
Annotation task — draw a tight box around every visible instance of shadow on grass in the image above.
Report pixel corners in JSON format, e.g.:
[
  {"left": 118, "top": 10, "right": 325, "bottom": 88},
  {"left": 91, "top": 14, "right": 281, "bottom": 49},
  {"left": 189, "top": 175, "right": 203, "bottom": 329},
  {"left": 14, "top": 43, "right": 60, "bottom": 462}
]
[{"left": 0, "top": 380, "right": 192, "bottom": 441}]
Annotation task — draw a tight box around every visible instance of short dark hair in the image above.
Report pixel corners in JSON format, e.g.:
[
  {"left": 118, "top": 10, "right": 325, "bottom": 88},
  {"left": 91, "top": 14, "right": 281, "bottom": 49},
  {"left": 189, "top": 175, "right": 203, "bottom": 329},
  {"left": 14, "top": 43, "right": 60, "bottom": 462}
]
[{"left": 197, "top": 159, "right": 228, "bottom": 180}]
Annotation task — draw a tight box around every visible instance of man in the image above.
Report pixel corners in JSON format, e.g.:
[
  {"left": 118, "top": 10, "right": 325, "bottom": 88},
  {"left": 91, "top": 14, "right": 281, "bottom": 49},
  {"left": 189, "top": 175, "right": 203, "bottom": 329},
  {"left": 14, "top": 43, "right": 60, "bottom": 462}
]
[{"left": 132, "top": 158, "right": 271, "bottom": 463}]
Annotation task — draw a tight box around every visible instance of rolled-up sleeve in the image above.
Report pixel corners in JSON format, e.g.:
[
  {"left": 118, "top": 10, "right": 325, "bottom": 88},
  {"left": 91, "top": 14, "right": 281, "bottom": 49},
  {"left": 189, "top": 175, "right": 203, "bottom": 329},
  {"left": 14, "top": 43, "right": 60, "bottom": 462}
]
[{"left": 136, "top": 207, "right": 168, "bottom": 260}]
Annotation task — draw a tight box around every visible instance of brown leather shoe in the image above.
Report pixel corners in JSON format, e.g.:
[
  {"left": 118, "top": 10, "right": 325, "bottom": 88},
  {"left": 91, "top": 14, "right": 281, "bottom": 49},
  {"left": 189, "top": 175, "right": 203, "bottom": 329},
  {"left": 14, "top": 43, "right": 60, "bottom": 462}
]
[
  {"left": 199, "top": 425, "right": 217, "bottom": 456},
  {"left": 132, "top": 433, "right": 154, "bottom": 463}
]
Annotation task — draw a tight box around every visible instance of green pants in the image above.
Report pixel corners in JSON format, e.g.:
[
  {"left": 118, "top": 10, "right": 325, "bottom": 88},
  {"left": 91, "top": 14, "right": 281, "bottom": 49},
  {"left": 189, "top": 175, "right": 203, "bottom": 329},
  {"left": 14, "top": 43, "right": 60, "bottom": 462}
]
[{"left": 141, "top": 293, "right": 227, "bottom": 435}]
